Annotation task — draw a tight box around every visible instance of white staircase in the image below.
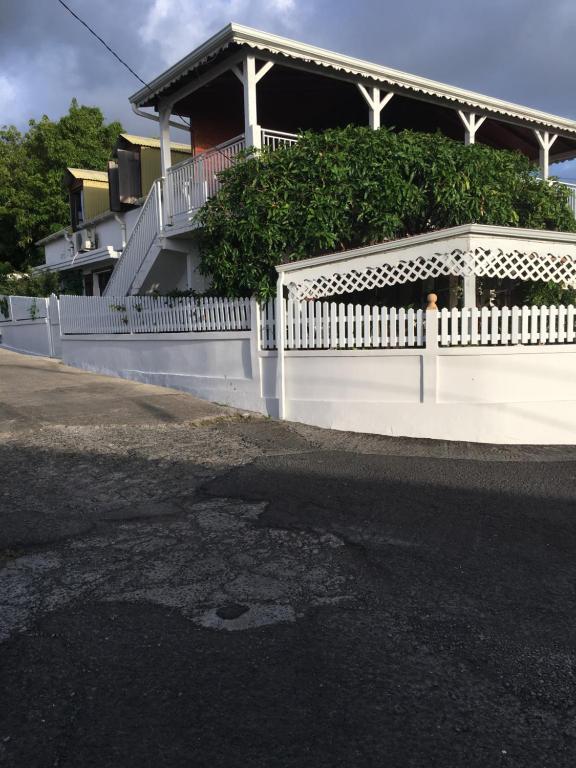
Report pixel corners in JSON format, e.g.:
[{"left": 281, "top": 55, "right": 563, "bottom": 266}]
[{"left": 103, "top": 180, "right": 162, "bottom": 297}]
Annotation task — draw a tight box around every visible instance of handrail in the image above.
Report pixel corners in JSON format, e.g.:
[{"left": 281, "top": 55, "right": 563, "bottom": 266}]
[
  {"left": 167, "top": 134, "right": 246, "bottom": 173},
  {"left": 103, "top": 180, "right": 161, "bottom": 297}
]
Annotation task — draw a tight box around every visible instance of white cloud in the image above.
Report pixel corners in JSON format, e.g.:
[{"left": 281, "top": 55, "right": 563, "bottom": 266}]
[{"left": 139, "top": 0, "right": 301, "bottom": 67}]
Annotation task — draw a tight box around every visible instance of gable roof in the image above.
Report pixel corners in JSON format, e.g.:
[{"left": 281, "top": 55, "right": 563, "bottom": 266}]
[
  {"left": 118, "top": 133, "right": 191, "bottom": 153},
  {"left": 66, "top": 168, "right": 109, "bottom": 183},
  {"left": 130, "top": 23, "right": 576, "bottom": 139}
]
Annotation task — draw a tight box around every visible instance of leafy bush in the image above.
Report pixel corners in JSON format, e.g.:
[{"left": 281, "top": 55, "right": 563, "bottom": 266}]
[
  {"left": 522, "top": 281, "right": 576, "bottom": 306},
  {"left": 197, "top": 127, "right": 576, "bottom": 299},
  {"left": 0, "top": 265, "right": 60, "bottom": 297}
]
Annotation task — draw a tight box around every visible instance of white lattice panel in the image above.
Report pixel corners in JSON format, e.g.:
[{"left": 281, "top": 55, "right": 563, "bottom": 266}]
[{"left": 289, "top": 247, "right": 576, "bottom": 299}]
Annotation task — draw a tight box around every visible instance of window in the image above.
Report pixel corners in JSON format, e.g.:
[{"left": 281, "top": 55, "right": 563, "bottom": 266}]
[{"left": 70, "top": 187, "right": 84, "bottom": 229}]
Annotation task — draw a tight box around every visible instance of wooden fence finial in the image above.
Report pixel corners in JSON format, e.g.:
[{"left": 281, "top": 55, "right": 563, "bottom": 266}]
[{"left": 426, "top": 293, "right": 438, "bottom": 310}]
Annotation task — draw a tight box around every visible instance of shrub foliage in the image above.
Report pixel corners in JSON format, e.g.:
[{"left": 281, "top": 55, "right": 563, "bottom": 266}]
[{"left": 196, "top": 127, "right": 576, "bottom": 298}]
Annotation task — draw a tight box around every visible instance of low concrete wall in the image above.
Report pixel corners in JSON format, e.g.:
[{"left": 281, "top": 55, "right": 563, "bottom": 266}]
[
  {"left": 61, "top": 332, "right": 270, "bottom": 414},
  {"left": 0, "top": 319, "right": 54, "bottom": 357},
  {"left": 58, "top": 331, "right": 576, "bottom": 444},
  {"left": 282, "top": 346, "right": 576, "bottom": 444}
]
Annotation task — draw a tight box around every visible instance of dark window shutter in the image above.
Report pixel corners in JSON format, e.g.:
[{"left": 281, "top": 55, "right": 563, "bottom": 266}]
[
  {"left": 108, "top": 161, "right": 122, "bottom": 211},
  {"left": 117, "top": 149, "right": 142, "bottom": 205}
]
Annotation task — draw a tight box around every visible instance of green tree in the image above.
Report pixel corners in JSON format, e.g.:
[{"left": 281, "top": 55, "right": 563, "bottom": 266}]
[
  {"left": 0, "top": 100, "right": 122, "bottom": 269},
  {"left": 197, "top": 127, "right": 576, "bottom": 299}
]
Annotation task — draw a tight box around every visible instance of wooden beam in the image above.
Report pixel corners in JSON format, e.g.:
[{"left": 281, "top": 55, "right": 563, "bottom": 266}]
[
  {"left": 255, "top": 60, "right": 275, "bottom": 83},
  {"left": 163, "top": 50, "right": 245, "bottom": 110},
  {"left": 357, "top": 84, "right": 394, "bottom": 129},
  {"left": 535, "top": 130, "right": 558, "bottom": 179},
  {"left": 458, "top": 111, "right": 486, "bottom": 145}
]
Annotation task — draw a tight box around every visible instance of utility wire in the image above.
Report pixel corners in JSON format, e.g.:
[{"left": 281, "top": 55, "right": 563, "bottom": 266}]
[{"left": 56, "top": 0, "right": 191, "bottom": 131}]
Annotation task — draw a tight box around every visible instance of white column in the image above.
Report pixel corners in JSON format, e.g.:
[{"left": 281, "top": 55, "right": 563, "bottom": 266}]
[
  {"left": 243, "top": 55, "right": 261, "bottom": 149},
  {"left": 159, "top": 105, "right": 172, "bottom": 177},
  {"left": 534, "top": 130, "right": 558, "bottom": 180},
  {"left": 275, "top": 273, "right": 286, "bottom": 419},
  {"left": 422, "top": 298, "right": 439, "bottom": 404},
  {"left": 358, "top": 85, "right": 394, "bottom": 129},
  {"left": 249, "top": 297, "right": 264, "bottom": 400},
  {"left": 458, "top": 111, "right": 486, "bottom": 145},
  {"left": 186, "top": 253, "right": 194, "bottom": 290},
  {"left": 463, "top": 276, "right": 477, "bottom": 307}
]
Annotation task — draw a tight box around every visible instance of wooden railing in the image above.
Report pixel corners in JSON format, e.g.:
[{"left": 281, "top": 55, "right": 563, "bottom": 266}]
[
  {"left": 164, "top": 135, "right": 246, "bottom": 225},
  {"left": 559, "top": 181, "right": 576, "bottom": 217},
  {"left": 164, "top": 129, "right": 299, "bottom": 226},
  {"left": 261, "top": 129, "right": 299, "bottom": 150}
]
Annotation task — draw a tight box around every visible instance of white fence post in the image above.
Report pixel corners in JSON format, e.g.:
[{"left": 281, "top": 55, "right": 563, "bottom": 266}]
[
  {"left": 47, "top": 293, "right": 61, "bottom": 358},
  {"left": 275, "top": 274, "right": 286, "bottom": 419},
  {"left": 422, "top": 295, "right": 439, "bottom": 403},
  {"left": 250, "top": 297, "right": 263, "bottom": 398}
]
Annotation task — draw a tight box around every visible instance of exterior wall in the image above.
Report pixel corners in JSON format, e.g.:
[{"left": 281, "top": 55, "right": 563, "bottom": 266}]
[
  {"left": 42, "top": 208, "right": 141, "bottom": 272},
  {"left": 56, "top": 332, "right": 576, "bottom": 445},
  {"left": 140, "top": 146, "right": 191, "bottom": 195},
  {"left": 1, "top": 320, "right": 53, "bottom": 356},
  {"left": 7, "top": 291, "right": 576, "bottom": 445},
  {"left": 191, "top": 114, "right": 244, "bottom": 154},
  {"left": 0, "top": 296, "right": 60, "bottom": 357},
  {"left": 83, "top": 181, "right": 110, "bottom": 222},
  {"left": 282, "top": 346, "right": 576, "bottom": 444},
  {"left": 139, "top": 250, "right": 188, "bottom": 294},
  {"left": 44, "top": 235, "right": 72, "bottom": 267},
  {"left": 61, "top": 332, "right": 267, "bottom": 413}
]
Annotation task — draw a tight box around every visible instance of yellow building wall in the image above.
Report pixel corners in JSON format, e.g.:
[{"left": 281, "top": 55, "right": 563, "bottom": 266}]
[
  {"left": 140, "top": 146, "right": 192, "bottom": 196},
  {"left": 83, "top": 181, "right": 110, "bottom": 221}
]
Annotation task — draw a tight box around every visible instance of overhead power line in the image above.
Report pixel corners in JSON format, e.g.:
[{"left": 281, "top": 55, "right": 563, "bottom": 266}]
[{"left": 56, "top": 0, "right": 191, "bottom": 130}]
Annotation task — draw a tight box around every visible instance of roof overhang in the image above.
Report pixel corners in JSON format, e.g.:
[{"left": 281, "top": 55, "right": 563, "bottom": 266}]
[
  {"left": 130, "top": 23, "right": 576, "bottom": 139},
  {"left": 278, "top": 224, "right": 576, "bottom": 299},
  {"left": 34, "top": 247, "right": 119, "bottom": 273}
]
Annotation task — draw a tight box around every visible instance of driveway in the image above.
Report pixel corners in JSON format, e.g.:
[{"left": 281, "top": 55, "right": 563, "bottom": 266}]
[{"left": 1, "top": 348, "right": 576, "bottom": 768}]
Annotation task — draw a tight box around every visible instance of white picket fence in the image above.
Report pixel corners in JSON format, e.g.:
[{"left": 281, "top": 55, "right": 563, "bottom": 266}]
[
  {"left": 260, "top": 301, "right": 576, "bottom": 350},
  {"left": 0, "top": 295, "right": 48, "bottom": 322},
  {"left": 438, "top": 305, "right": 576, "bottom": 346},
  {"left": 59, "top": 295, "right": 251, "bottom": 335},
  {"left": 260, "top": 299, "right": 425, "bottom": 350}
]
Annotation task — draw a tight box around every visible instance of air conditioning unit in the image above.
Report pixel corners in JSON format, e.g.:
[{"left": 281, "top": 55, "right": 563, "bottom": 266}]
[{"left": 75, "top": 228, "right": 97, "bottom": 253}]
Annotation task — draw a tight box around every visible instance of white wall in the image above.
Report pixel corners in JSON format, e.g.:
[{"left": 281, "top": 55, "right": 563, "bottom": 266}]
[
  {"left": 44, "top": 236, "right": 72, "bottom": 267},
  {"left": 58, "top": 332, "right": 576, "bottom": 444},
  {"left": 0, "top": 296, "right": 60, "bottom": 358},
  {"left": 61, "top": 332, "right": 268, "bottom": 414},
  {"left": 43, "top": 209, "right": 142, "bottom": 269},
  {"left": 0, "top": 320, "right": 53, "bottom": 357},
  {"left": 282, "top": 346, "right": 576, "bottom": 444}
]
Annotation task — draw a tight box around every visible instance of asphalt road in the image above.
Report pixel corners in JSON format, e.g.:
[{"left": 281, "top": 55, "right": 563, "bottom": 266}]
[{"left": 1, "top": 348, "right": 576, "bottom": 767}]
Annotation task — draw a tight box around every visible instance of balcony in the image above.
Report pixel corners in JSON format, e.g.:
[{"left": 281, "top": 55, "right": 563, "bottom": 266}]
[
  {"left": 562, "top": 181, "right": 576, "bottom": 216},
  {"left": 163, "top": 128, "right": 298, "bottom": 229},
  {"left": 162, "top": 128, "right": 576, "bottom": 231}
]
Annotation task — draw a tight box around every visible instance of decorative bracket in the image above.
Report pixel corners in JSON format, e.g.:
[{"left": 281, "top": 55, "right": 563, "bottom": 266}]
[
  {"left": 534, "top": 130, "right": 558, "bottom": 180},
  {"left": 458, "top": 111, "right": 487, "bottom": 145},
  {"left": 357, "top": 85, "right": 394, "bottom": 129}
]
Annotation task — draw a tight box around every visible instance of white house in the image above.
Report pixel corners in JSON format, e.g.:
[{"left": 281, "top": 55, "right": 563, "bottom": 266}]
[
  {"left": 35, "top": 134, "right": 192, "bottom": 295},
  {"left": 99, "top": 23, "right": 576, "bottom": 300},
  {"left": 11, "top": 24, "right": 576, "bottom": 446}
]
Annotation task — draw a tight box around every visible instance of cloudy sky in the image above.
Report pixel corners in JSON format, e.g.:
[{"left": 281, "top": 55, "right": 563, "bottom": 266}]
[{"left": 2, "top": 0, "right": 576, "bottom": 175}]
